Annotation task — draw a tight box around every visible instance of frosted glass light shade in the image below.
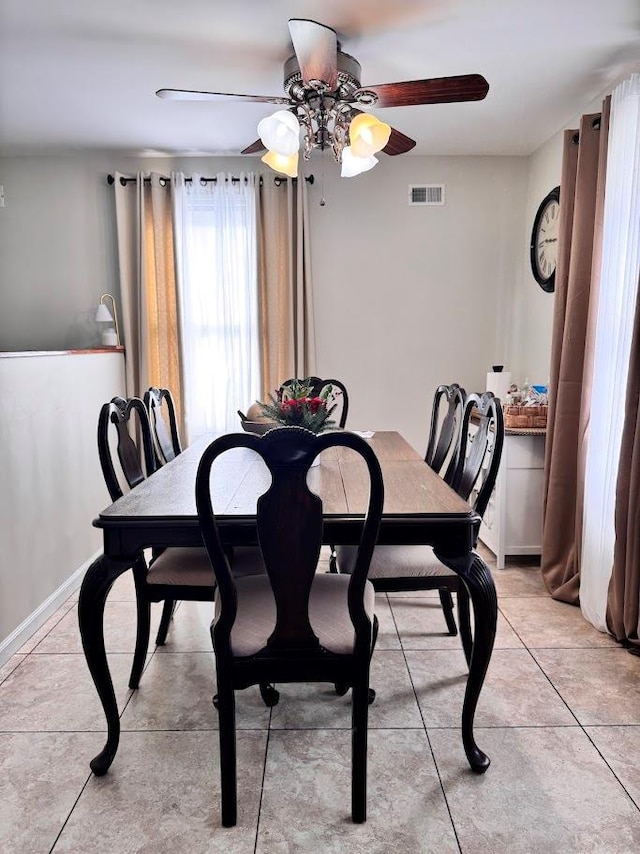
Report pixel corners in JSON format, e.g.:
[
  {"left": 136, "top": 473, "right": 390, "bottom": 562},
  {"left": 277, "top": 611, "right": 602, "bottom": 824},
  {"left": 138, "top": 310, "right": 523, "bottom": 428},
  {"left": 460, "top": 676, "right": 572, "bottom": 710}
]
[
  {"left": 95, "top": 303, "right": 114, "bottom": 323},
  {"left": 257, "top": 110, "right": 300, "bottom": 156},
  {"left": 261, "top": 149, "right": 299, "bottom": 178},
  {"left": 349, "top": 113, "right": 391, "bottom": 157},
  {"left": 341, "top": 146, "right": 378, "bottom": 178}
]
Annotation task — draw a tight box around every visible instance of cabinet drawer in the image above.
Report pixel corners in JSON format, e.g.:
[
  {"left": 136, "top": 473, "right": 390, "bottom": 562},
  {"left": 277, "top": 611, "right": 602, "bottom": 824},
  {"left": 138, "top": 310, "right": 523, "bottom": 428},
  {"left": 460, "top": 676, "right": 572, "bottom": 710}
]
[{"left": 505, "top": 435, "right": 545, "bottom": 469}]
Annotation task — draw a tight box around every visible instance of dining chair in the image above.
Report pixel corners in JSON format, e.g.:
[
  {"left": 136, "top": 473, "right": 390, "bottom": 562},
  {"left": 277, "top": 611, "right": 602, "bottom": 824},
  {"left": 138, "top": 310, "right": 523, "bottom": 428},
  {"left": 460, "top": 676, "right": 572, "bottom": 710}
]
[
  {"left": 419, "top": 382, "right": 468, "bottom": 631},
  {"left": 141, "top": 385, "right": 275, "bottom": 657},
  {"left": 98, "top": 396, "right": 217, "bottom": 688},
  {"left": 329, "top": 382, "right": 466, "bottom": 634},
  {"left": 279, "top": 376, "right": 349, "bottom": 428},
  {"left": 196, "top": 426, "right": 384, "bottom": 826},
  {"left": 142, "top": 386, "right": 183, "bottom": 641},
  {"left": 334, "top": 391, "right": 504, "bottom": 665},
  {"left": 425, "top": 383, "right": 467, "bottom": 480},
  {"left": 144, "top": 386, "right": 182, "bottom": 466}
]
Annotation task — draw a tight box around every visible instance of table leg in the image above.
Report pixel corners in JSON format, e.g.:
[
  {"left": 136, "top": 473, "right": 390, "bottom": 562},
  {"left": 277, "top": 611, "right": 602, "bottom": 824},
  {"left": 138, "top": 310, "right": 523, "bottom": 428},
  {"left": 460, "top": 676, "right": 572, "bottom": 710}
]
[
  {"left": 434, "top": 548, "right": 497, "bottom": 774},
  {"left": 78, "top": 553, "right": 130, "bottom": 775}
]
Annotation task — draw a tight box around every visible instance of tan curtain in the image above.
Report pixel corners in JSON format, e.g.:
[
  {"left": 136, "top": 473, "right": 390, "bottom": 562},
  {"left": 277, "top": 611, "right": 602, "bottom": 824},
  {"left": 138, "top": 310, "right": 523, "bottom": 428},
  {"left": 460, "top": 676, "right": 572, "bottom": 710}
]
[
  {"left": 256, "top": 176, "right": 316, "bottom": 398},
  {"left": 541, "top": 106, "right": 610, "bottom": 602},
  {"left": 113, "top": 172, "right": 184, "bottom": 429},
  {"left": 606, "top": 266, "right": 640, "bottom": 648}
]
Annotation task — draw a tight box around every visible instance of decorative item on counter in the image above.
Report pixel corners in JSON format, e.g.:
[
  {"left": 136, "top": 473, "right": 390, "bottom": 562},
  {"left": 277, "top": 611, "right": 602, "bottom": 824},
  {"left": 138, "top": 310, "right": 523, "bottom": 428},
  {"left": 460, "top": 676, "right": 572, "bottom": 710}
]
[
  {"left": 531, "top": 384, "right": 548, "bottom": 403},
  {"left": 503, "top": 404, "right": 548, "bottom": 429},
  {"left": 95, "top": 293, "right": 120, "bottom": 347},
  {"left": 502, "top": 378, "right": 548, "bottom": 427}
]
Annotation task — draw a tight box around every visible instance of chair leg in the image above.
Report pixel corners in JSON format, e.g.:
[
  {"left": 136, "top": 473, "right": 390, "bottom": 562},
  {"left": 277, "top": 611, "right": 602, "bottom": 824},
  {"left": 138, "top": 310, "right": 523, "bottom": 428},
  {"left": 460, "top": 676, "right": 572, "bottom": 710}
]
[
  {"left": 351, "top": 675, "right": 369, "bottom": 823},
  {"left": 457, "top": 584, "right": 473, "bottom": 667},
  {"left": 438, "top": 587, "right": 458, "bottom": 636},
  {"left": 217, "top": 680, "right": 237, "bottom": 828},
  {"left": 329, "top": 545, "right": 339, "bottom": 573},
  {"left": 155, "top": 598, "right": 176, "bottom": 645},
  {"left": 129, "top": 562, "right": 151, "bottom": 689},
  {"left": 259, "top": 683, "right": 280, "bottom": 707}
]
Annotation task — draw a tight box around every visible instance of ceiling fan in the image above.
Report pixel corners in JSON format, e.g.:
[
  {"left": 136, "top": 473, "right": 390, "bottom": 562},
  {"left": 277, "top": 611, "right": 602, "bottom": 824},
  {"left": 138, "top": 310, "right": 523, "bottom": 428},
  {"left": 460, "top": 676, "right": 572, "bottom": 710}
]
[{"left": 157, "top": 18, "right": 489, "bottom": 177}]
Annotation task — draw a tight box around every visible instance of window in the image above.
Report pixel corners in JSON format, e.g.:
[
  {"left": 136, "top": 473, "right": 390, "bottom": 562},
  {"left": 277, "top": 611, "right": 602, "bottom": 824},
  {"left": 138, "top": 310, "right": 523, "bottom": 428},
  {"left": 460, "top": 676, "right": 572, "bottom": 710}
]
[{"left": 174, "top": 173, "right": 260, "bottom": 440}]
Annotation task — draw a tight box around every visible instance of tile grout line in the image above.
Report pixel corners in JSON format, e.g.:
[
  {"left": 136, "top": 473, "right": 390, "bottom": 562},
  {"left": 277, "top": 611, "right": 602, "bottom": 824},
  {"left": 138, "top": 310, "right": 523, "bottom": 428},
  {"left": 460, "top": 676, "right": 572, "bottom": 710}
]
[
  {"left": 384, "top": 592, "right": 463, "bottom": 854},
  {"left": 253, "top": 707, "right": 274, "bottom": 854},
  {"left": 498, "top": 606, "right": 640, "bottom": 813},
  {"left": 47, "top": 768, "right": 94, "bottom": 853}
]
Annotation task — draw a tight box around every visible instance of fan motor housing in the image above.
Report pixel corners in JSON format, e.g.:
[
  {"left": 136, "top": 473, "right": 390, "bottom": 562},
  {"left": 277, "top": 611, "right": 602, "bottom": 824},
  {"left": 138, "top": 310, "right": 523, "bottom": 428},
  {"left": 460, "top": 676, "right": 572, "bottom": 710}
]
[{"left": 283, "top": 50, "right": 362, "bottom": 102}]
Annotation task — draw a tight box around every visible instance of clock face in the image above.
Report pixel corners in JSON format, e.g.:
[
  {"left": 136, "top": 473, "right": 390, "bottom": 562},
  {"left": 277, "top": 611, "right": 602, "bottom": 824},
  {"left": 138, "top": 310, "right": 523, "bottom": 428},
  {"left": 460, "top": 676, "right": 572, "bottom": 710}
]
[{"left": 531, "top": 187, "right": 560, "bottom": 292}]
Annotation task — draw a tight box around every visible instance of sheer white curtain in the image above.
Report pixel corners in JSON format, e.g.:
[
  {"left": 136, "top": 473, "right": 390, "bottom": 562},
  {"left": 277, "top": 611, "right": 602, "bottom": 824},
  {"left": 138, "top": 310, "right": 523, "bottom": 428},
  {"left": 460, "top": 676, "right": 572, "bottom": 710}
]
[
  {"left": 172, "top": 172, "right": 260, "bottom": 442},
  {"left": 581, "top": 74, "right": 640, "bottom": 630}
]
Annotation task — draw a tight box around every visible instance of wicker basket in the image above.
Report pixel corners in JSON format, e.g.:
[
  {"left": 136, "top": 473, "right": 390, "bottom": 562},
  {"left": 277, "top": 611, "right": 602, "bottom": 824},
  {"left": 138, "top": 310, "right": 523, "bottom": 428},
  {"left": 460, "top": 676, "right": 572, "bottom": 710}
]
[{"left": 503, "top": 404, "right": 547, "bottom": 429}]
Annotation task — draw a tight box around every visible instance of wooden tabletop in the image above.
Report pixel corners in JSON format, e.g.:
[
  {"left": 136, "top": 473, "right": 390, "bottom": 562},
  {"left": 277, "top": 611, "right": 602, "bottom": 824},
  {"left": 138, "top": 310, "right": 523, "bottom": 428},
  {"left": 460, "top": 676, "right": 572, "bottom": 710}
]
[{"left": 97, "top": 430, "right": 472, "bottom": 524}]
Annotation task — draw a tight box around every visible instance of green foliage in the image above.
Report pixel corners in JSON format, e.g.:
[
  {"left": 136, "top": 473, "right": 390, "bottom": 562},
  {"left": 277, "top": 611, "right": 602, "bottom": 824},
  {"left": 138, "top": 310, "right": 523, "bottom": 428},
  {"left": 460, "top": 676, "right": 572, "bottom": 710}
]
[{"left": 258, "top": 378, "right": 339, "bottom": 434}]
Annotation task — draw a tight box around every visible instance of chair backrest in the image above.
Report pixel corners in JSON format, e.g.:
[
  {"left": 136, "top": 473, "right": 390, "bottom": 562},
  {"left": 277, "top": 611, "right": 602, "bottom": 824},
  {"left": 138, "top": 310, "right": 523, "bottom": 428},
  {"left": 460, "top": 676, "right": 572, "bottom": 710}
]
[
  {"left": 97, "top": 396, "right": 157, "bottom": 501},
  {"left": 144, "top": 386, "right": 182, "bottom": 465},
  {"left": 279, "top": 376, "right": 349, "bottom": 428},
  {"left": 195, "top": 427, "right": 383, "bottom": 656},
  {"left": 450, "top": 391, "right": 504, "bottom": 520},
  {"left": 424, "top": 383, "right": 467, "bottom": 482}
]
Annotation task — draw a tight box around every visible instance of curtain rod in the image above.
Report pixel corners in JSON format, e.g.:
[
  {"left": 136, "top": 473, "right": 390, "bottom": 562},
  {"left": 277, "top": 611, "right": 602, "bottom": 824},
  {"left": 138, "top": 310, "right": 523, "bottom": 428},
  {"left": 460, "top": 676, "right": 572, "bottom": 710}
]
[{"left": 107, "top": 173, "right": 314, "bottom": 187}]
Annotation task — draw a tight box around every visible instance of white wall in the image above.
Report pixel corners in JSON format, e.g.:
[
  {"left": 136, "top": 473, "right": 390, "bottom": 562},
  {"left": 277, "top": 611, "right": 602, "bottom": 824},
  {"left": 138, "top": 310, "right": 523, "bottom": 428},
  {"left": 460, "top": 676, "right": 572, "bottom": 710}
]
[
  {"left": 507, "top": 131, "right": 563, "bottom": 385},
  {"left": 0, "top": 156, "right": 120, "bottom": 351},
  {"left": 0, "top": 151, "right": 528, "bottom": 451},
  {"left": 0, "top": 351, "right": 125, "bottom": 652},
  {"left": 307, "top": 155, "right": 527, "bottom": 450}
]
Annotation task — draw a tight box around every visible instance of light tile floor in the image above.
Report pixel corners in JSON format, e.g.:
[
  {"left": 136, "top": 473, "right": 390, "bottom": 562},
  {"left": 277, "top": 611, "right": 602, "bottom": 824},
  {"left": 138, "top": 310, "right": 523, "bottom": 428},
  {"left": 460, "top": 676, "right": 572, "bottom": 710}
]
[{"left": 1, "top": 546, "right": 640, "bottom": 853}]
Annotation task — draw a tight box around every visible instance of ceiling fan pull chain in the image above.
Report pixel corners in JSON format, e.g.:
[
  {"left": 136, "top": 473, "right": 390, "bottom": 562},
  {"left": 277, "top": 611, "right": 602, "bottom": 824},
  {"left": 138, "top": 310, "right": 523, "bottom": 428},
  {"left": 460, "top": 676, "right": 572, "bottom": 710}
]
[{"left": 319, "top": 151, "right": 326, "bottom": 207}]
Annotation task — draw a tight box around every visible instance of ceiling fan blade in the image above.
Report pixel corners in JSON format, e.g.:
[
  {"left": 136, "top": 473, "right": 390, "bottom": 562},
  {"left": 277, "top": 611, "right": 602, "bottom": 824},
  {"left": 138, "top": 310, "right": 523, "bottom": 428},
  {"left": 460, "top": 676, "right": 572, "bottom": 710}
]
[
  {"left": 241, "top": 139, "right": 267, "bottom": 155},
  {"left": 156, "top": 88, "right": 291, "bottom": 105},
  {"left": 382, "top": 126, "right": 417, "bottom": 156},
  {"left": 288, "top": 18, "right": 337, "bottom": 90},
  {"left": 356, "top": 74, "right": 489, "bottom": 108}
]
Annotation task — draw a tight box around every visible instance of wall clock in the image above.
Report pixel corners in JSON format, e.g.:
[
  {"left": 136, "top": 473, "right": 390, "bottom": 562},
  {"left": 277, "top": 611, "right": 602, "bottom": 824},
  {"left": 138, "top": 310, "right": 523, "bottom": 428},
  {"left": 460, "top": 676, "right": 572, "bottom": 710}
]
[{"left": 530, "top": 186, "right": 560, "bottom": 292}]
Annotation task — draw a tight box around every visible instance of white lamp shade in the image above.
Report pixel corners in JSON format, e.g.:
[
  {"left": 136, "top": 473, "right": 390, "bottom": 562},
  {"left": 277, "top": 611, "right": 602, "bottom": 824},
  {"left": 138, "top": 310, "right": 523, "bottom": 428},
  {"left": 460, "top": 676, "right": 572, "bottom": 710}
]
[
  {"left": 261, "top": 149, "right": 299, "bottom": 178},
  {"left": 95, "top": 303, "right": 114, "bottom": 323},
  {"left": 258, "top": 110, "right": 300, "bottom": 156},
  {"left": 349, "top": 113, "right": 391, "bottom": 158},
  {"left": 341, "top": 146, "right": 378, "bottom": 178}
]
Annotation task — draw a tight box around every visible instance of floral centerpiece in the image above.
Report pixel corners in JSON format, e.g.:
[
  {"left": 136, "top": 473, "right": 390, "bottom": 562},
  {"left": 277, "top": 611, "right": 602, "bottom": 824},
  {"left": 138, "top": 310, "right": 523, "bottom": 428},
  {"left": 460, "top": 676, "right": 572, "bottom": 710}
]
[{"left": 257, "top": 378, "right": 339, "bottom": 433}]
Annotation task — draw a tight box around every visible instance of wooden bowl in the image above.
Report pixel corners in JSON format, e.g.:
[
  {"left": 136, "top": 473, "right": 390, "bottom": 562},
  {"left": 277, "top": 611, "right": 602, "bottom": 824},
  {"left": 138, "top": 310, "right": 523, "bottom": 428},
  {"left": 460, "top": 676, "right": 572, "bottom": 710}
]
[{"left": 239, "top": 418, "right": 279, "bottom": 436}]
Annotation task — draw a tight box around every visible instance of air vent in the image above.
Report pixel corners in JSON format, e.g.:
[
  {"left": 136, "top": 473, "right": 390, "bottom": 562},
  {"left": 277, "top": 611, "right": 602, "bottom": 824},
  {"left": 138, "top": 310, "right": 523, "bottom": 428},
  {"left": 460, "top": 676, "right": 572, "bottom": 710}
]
[{"left": 408, "top": 184, "right": 445, "bottom": 206}]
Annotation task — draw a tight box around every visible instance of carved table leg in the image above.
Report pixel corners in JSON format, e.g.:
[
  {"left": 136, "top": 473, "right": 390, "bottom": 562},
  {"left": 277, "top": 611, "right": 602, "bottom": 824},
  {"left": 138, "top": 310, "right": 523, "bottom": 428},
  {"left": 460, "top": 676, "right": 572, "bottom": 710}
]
[
  {"left": 434, "top": 548, "right": 497, "bottom": 774},
  {"left": 78, "top": 554, "right": 131, "bottom": 775}
]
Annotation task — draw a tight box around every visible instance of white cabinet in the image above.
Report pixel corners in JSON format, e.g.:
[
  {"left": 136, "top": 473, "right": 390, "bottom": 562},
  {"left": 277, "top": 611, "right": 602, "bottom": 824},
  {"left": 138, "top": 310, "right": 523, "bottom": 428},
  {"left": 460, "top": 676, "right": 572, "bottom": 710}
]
[{"left": 478, "top": 431, "right": 546, "bottom": 569}]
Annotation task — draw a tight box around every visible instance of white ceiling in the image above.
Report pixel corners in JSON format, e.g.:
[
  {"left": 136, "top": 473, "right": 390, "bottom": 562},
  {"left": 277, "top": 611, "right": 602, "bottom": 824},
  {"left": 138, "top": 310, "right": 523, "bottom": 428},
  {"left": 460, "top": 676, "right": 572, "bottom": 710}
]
[{"left": 1, "top": 0, "right": 639, "bottom": 158}]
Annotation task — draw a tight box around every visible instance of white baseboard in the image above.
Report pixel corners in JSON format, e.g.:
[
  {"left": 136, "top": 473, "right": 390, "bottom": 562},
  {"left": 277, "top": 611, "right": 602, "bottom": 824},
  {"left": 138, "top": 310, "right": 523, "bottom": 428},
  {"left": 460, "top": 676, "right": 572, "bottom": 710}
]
[{"left": 0, "top": 549, "right": 102, "bottom": 666}]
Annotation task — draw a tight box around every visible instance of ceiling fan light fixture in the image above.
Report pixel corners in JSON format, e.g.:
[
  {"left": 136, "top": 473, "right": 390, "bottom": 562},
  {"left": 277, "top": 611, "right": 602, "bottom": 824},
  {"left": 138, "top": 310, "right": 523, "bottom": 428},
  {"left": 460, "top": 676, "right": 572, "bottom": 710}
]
[
  {"left": 348, "top": 113, "right": 391, "bottom": 157},
  {"left": 261, "top": 149, "right": 299, "bottom": 178},
  {"left": 341, "top": 146, "right": 378, "bottom": 178},
  {"left": 257, "top": 110, "right": 300, "bottom": 156}
]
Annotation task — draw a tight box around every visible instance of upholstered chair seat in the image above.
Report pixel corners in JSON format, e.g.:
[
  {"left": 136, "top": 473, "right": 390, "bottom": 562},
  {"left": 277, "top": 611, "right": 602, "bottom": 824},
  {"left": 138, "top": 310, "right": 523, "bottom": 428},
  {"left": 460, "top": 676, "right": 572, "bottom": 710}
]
[
  {"left": 336, "top": 544, "right": 456, "bottom": 582},
  {"left": 214, "top": 574, "right": 375, "bottom": 657}
]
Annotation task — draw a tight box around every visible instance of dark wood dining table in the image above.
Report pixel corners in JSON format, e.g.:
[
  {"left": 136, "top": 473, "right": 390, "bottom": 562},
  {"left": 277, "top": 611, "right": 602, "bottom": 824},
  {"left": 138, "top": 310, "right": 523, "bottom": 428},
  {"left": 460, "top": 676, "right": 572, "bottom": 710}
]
[{"left": 79, "top": 431, "right": 497, "bottom": 776}]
